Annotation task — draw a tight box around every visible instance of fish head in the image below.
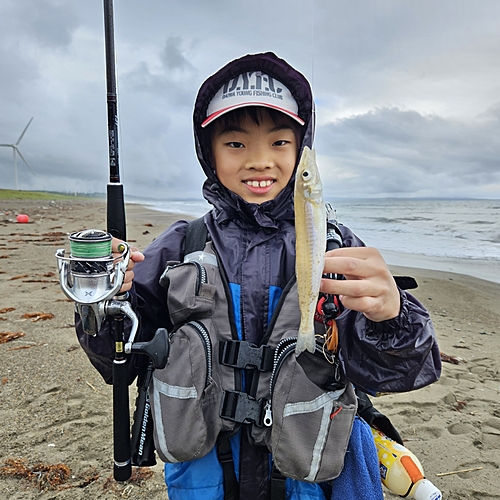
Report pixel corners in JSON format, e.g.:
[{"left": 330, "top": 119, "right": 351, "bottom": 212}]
[{"left": 295, "top": 146, "right": 322, "bottom": 200}]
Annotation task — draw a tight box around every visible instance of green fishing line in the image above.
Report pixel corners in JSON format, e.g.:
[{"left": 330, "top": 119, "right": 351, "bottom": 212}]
[{"left": 69, "top": 230, "right": 112, "bottom": 258}]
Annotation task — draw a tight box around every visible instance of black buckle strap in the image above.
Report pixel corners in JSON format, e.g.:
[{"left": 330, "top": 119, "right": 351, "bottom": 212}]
[
  {"left": 219, "top": 340, "right": 274, "bottom": 372},
  {"left": 217, "top": 434, "right": 239, "bottom": 500},
  {"left": 271, "top": 463, "right": 286, "bottom": 500},
  {"left": 220, "top": 390, "right": 266, "bottom": 426}
]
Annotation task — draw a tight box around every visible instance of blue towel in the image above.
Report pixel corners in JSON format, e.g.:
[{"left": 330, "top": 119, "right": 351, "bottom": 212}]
[{"left": 329, "top": 416, "right": 384, "bottom": 499}]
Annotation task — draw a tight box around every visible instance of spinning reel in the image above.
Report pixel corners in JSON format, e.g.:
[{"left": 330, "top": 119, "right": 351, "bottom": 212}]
[{"left": 56, "top": 229, "right": 168, "bottom": 365}]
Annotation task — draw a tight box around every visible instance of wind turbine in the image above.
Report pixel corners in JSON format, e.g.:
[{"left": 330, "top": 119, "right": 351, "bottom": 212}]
[{"left": 0, "top": 117, "right": 35, "bottom": 190}]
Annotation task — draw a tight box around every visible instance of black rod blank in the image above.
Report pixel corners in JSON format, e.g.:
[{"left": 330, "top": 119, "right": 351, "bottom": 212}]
[{"left": 102, "top": 0, "right": 131, "bottom": 481}]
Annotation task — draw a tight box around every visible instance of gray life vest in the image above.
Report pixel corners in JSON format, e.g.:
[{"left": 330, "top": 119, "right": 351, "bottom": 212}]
[{"left": 149, "top": 221, "right": 358, "bottom": 483}]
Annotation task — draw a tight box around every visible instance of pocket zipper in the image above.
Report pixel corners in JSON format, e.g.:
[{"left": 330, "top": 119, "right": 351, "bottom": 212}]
[
  {"left": 190, "top": 261, "right": 207, "bottom": 294},
  {"left": 266, "top": 337, "right": 325, "bottom": 427},
  {"left": 167, "top": 261, "right": 207, "bottom": 295},
  {"left": 186, "top": 320, "right": 212, "bottom": 389}
]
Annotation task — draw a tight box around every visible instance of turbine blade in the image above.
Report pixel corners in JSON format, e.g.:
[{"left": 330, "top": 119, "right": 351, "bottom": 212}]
[
  {"left": 15, "top": 117, "right": 34, "bottom": 145},
  {"left": 0, "top": 144, "right": 13, "bottom": 147},
  {"left": 16, "top": 147, "right": 36, "bottom": 176}
]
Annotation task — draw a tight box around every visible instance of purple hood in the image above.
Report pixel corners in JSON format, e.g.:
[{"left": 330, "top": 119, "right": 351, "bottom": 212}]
[{"left": 193, "top": 52, "right": 315, "bottom": 228}]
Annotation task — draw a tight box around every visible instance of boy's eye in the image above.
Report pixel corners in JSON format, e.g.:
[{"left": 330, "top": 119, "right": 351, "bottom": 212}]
[
  {"left": 273, "top": 140, "right": 289, "bottom": 147},
  {"left": 227, "top": 141, "right": 244, "bottom": 148}
]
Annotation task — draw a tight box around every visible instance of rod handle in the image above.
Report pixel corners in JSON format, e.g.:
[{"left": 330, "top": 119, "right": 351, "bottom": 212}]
[{"left": 113, "top": 358, "right": 132, "bottom": 481}]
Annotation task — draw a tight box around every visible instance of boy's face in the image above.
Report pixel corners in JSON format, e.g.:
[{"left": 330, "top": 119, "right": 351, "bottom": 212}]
[{"left": 210, "top": 112, "right": 299, "bottom": 204}]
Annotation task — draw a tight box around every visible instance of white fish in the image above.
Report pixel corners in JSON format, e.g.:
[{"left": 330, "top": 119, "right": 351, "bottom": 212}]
[{"left": 294, "top": 147, "right": 326, "bottom": 355}]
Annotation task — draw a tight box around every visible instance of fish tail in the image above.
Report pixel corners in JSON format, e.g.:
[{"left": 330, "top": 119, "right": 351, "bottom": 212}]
[{"left": 295, "top": 329, "right": 316, "bottom": 356}]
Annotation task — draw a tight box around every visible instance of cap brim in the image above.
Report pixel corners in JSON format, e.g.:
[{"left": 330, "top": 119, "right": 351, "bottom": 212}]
[{"left": 201, "top": 102, "right": 305, "bottom": 128}]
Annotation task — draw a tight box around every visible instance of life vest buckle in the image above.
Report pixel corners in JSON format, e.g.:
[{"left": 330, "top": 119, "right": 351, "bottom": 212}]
[
  {"left": 219, "top": 340, "right": 274, "bottom": 372},
  {"left": 220, "top": 389, "right": 267, "bottom": 426}
]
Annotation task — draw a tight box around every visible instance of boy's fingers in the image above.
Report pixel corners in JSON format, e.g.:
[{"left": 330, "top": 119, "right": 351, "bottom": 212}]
[
  {"left": 110, "top": 239, "right": 144, "bottom": 279},
  {"left": 323, "top": 247, "right": 389, "bottom": 279},
  {"left": 325, "top": 247, "right": 377, "bottom": 259},
  {"left": 130, "top": 250, "right": 145, "bottom": 263},
  {"left": 124, "top": 252, "right": 144, "bottom": 273},
  {"left": 320, "top": 276, "right": 375, "bottom": 298},
  {"left": 323, "top": 255, "right": 380, "bottom": 280},
  {"left": 119, "top": 269, "right": 135, "bottom": 293},
  {"left": 111, "top": 238, "right": 144, "bottom": 261},
  {"left": 321, "top": 246, "right": 401, "bottom": 320},
  {"left": 124, "top": 269, "right": 134, "bottom": 283},
  {"left": 320, "top": 277, "right": 400, "bottom": 320}
]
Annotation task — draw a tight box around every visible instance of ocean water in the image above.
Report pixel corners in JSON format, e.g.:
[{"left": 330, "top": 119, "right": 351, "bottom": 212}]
[
  {"left": 331, "top": 198, "right": 500, "bottom": 284},
  {"left": 135, "top": 198, "right": 500, "bottom": 283},
  {"left": 331, "top": 198, "right": 500, "bottom": 261}
]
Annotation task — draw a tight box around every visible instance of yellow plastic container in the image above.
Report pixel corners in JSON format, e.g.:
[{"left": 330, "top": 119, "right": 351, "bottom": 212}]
[{"left": 371, "top": 427, "right": 442, "bottom": 499}]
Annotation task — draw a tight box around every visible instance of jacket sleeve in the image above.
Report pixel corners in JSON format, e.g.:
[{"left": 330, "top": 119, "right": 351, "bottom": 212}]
[
  {"left": 75, "top": 220, "right": 189, "bottom": 384},
  {"left": 335, "top": 224, "right": 442, "bottom": 395}
]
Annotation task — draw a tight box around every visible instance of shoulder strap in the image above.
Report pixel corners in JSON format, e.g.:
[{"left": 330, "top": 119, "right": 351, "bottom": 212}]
[{"left": 184, "top": 215, "right": 209, "bottom": 256}]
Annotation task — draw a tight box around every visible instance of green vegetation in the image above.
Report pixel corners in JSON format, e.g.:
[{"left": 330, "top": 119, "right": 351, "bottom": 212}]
[{"left": 0, "top": 189, "right": 98, "bottom": 201}]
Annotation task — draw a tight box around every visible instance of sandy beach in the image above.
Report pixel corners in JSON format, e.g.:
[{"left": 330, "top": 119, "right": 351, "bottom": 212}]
[{"left": 1, "top": 198, "right": 499, "bottom": 499}]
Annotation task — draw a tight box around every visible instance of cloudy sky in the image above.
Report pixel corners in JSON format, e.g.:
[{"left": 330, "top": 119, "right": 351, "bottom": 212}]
[{"left": 1, "top": 0, "right": 499, "bottom": 200}]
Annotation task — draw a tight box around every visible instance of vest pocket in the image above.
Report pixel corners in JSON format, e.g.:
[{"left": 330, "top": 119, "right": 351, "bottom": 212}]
[
  {"left": 160, "top": 261, "right": 217, "bottom": 326},
  {"left": 150, "top": 320, "right": 223, "bottom": 463},
  {"left": 269, "top": 337, "right": 357, "bottom": 482}
]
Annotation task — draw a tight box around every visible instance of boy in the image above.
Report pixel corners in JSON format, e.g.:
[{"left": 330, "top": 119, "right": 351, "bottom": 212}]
[{"left": 77, "top": 52, "right": 441, "bottom": 499}]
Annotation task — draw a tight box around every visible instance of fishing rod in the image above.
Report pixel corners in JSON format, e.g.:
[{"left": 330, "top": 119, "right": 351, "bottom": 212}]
[
  {"left": 102, "top": 0, "right": 132, "bottom": 482},
  {"left": 56, "top": 0, "right": 170, "bottom": 483},
  {"left": 102, "top": 0, "right": 170, "bottom": 478},
  {"left": 55, "top": 0, "right": 133, "bottom": 477}
]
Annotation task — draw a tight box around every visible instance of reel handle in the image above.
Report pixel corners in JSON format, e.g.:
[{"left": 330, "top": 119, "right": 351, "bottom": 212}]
[{"left": 130, "top": 328, "right": 170, "bottom": 369}]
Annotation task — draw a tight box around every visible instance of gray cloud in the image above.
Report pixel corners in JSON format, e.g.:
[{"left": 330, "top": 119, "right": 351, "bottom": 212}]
[
  {"left": 317, "top": 106, "right": 500, "bottom": 198},
  {"left": 161, "top": 36, "right": 194, "bottom": 72},
  {"left": 0, "top": 0, "right": 499, "bottom": 200},
  {"left": 18, "top": 0, "right": 78, "bottom": 48}
]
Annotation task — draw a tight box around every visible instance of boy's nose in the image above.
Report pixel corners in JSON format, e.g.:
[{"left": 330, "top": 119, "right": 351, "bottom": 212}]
[{"left": 246, "top": 148, "right": 274, "bottom": 170}]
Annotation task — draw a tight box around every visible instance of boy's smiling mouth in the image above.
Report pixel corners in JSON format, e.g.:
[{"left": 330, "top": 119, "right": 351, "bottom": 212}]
[{"left": 244, "top": 179, "right": 275, "bottom": 188}]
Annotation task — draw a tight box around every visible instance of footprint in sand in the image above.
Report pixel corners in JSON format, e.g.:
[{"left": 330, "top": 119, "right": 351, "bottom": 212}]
[{"left": 447, "top": 421, "right": 477, "bottom": 435}]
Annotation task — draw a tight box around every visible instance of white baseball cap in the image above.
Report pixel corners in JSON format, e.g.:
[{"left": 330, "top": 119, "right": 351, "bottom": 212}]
[{"left": 201, "top": 71, "right": 304, "bottom": 128}]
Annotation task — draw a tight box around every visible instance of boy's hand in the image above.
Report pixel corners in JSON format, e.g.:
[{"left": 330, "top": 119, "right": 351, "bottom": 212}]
[
  {"left": 112, "top": 237, "right": 145, "bottom": 293},
  {"left": 320, "top": 247, "right": 400, "bottom": 323}
]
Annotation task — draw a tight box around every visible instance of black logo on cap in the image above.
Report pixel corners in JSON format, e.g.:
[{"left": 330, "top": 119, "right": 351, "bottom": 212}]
[{"left": 221, "top": 72, "right": 284, "bottom": 101}]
